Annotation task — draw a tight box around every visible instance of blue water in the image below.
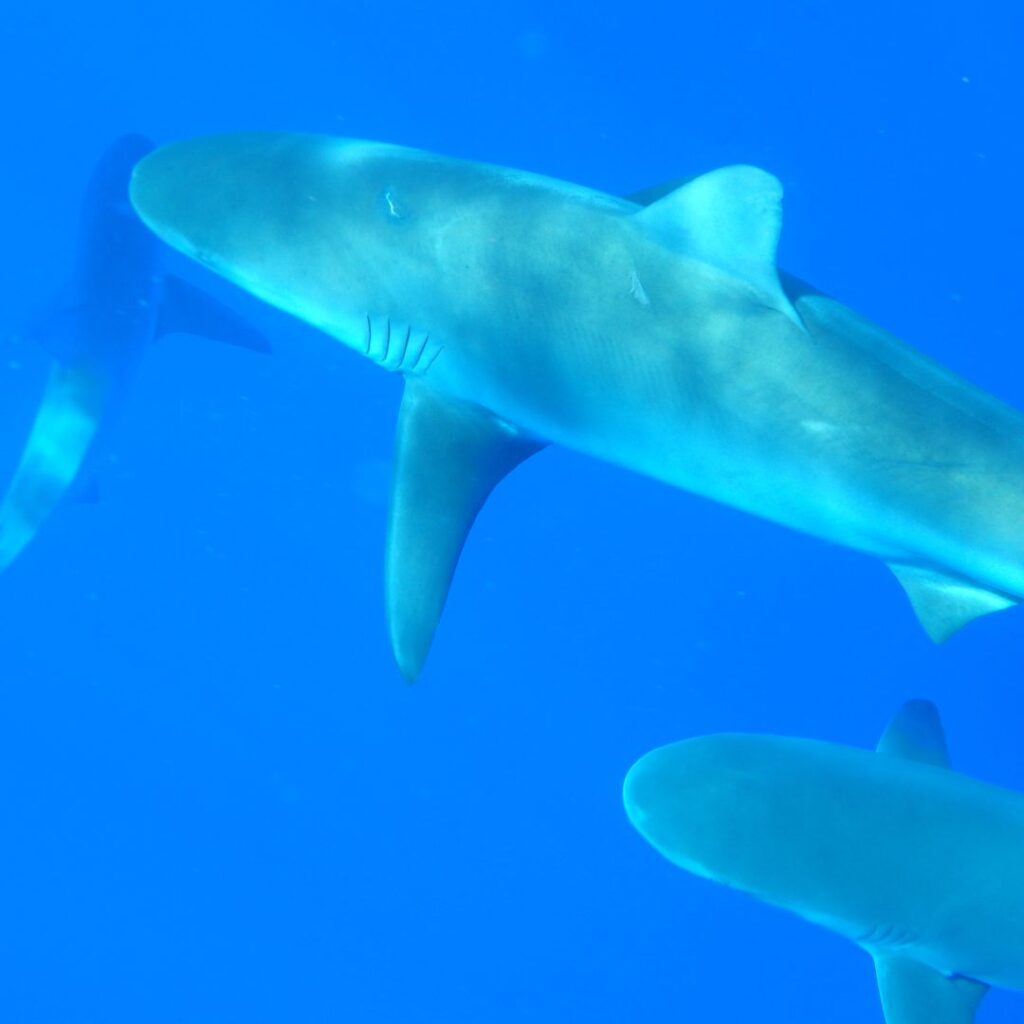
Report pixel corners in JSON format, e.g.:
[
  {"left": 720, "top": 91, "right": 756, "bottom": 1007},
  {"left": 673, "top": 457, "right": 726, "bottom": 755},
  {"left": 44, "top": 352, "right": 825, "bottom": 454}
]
[{"left": 0, "top": 3, "right": 1021, "bottom": 1021}]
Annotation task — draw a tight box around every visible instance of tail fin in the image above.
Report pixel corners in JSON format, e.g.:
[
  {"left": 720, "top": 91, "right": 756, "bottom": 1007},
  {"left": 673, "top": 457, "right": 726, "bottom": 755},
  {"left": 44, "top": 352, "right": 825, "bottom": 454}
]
[{"left": 0, "top": 363, "right": 109, "bottom": 570}]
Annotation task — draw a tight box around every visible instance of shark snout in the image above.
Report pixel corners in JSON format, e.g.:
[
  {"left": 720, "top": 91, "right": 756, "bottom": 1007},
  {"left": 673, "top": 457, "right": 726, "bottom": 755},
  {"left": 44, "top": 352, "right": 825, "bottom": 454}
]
[
  {"left": 130, "top": 132, "right": 349, "bottom": 276},
  {"left": 624, "top": 735, "right": 757, "bottom": 872},
  {"left": 623, "top": 744, "right": 695, "bottom": 835},
  {"left": 129, "top": 137, "right": 236, "bottom": 253}
]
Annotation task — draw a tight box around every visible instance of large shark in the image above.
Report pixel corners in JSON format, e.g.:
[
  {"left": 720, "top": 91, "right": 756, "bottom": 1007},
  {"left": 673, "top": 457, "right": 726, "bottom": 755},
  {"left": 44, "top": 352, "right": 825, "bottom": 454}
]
[
  {"left": 623, "top": 701, "right": 1024, "bottom": 1024},
  {"left": 0, "top": 134, "right": 270, "bottom": 571},
  {"left": 128, "top": 133, "right": 1024, "bottom": 678}
]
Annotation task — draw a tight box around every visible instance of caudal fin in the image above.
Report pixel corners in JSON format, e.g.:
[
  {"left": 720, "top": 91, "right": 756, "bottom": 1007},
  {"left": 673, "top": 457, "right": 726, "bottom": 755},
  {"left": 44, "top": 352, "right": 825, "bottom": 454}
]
[{"left": 0, "top": 363, "right": 108, "bottom": 571}]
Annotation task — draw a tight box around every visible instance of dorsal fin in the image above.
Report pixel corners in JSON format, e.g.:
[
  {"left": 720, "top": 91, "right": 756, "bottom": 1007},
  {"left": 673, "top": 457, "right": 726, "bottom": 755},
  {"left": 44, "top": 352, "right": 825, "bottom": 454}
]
[
  {"left": 888, "top": 563, "right": 1018, "bottom": 643},
  {"left": 633, "top": 165, "right": 801, "bottom": 327},
  {"left": 386, "top": 381, "right": 545, "bottom": 681},
  {"left": 876, "top": 700, "right": 950, "bottom": 769}
]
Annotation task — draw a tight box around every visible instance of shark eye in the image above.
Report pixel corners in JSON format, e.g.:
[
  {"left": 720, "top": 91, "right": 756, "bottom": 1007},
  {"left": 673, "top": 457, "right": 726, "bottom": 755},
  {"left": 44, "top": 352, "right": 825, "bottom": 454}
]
[{"left": 378, "top": 188, "right": 410, "bottom": 222}]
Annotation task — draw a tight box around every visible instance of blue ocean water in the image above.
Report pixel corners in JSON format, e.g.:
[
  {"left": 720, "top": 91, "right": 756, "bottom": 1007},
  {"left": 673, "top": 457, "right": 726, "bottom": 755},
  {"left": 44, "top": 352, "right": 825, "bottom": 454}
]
[{"left": 0, "top": 2, "right": 1021, "bottom": 1021}]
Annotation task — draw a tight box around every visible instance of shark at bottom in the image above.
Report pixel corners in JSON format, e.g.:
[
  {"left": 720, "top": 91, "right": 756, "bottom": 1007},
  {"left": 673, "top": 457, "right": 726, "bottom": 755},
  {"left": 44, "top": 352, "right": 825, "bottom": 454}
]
[{"left": 624, "top": 700, "right": 1024, "bottom": 1024}]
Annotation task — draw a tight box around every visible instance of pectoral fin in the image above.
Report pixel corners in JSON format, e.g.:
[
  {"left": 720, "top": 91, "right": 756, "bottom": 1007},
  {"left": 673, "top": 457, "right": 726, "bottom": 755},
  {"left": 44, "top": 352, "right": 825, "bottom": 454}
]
[
  {"left": 158, "top": 274, "right": 271, "bottom": 353},
  {"left": 386, "top": 382, "right": 545, "bottom": 680},
  {"left": 874, "top": 954, "right": 987, "bottom": 1024},
  {"left": 888, "top": 563, "right": 1018, "bottom": 642}
]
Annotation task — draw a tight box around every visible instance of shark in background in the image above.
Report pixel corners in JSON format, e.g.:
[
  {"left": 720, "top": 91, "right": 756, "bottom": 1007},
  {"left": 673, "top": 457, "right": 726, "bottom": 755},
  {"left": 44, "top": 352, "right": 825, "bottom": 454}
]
[
  {"left": 128, "top": 133, "right": 1024, "bottom": 679},
  {"left": 0, "top": 133, "right": 270, "bottom": 571},
  {"left": 623, "top": 700, "right": 1024, "bottom": 1024}
]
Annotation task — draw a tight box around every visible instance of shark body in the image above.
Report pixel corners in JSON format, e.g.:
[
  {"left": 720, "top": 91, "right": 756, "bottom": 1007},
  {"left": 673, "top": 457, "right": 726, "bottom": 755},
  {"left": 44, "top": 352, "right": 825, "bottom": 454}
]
[
  {"left": 129, "top": 134, "right": 1024, "bottom": 677},
  {"left": 0, "top": 134, "right": 269, "bottom": 571},
  {"left": 623, "top": 701, "right": 1024, "bottom": 1023}
]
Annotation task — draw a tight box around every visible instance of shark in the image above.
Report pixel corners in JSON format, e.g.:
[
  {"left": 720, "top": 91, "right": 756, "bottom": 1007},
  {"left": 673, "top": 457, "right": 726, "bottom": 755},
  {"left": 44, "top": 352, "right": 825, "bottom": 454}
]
[
  {"left": 0, "top": 133, "right": 270, "bottom": 571},
  {"left": 128, "top": 133, "right": 1024, "bottom": 678},
  {"left": 623, "top": 700, "right": 1024, "bottom": 1024}
]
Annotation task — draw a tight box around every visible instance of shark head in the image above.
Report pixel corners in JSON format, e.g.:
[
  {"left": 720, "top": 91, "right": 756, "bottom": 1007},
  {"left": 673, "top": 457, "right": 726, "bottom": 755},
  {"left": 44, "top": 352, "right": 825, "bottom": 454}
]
[
  {"left": 129, "top": 132, "right": 482, "bottom": 369},
  {"left": 622, "top": 733, "right": 848, "bottom": 907},
  {"left": 624, "top": 734, "right": 772, "bottom": 886}
]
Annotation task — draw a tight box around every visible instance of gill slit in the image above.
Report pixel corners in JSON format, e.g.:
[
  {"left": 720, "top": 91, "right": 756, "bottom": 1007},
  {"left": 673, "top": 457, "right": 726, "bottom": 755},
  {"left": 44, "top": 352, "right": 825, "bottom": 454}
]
[
  {"left": 421, "top": 343, "right": 443, "bottom": 373},
  {"left": 397, "top": 324, "right": 412, "bottom": 367},
  {"left": 859, "top": 922, "right": 916, "bottom": 950},
  {"left": 363, "top": 314, "right": 442, "bottom": 375},
  {"left": 409, "top": 332, "right": 431, "bottom": 371}
]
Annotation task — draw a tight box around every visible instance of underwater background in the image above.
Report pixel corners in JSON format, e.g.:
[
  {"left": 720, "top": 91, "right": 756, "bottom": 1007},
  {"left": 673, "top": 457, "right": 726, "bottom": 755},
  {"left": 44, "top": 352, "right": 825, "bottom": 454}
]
[{"left": 0, "top": 2, "right": 1021, "bottom": 1021}]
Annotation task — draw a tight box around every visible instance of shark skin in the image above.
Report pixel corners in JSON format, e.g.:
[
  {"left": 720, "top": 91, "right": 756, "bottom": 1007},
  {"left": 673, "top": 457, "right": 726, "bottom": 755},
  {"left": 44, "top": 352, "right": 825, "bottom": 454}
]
[
  {"left": 129, "top": 133, "right": 1024, "bottom": 678},
  {"left": 0, "top": 134, "right": 270, "bottom": 572},
  {"left": 623, "top": 701, "right": 1024, "bottom": 1024}
]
